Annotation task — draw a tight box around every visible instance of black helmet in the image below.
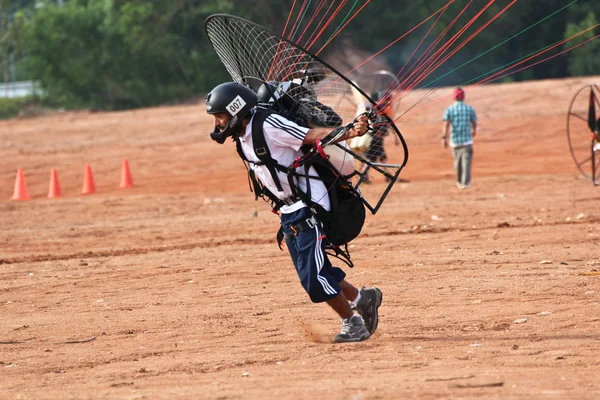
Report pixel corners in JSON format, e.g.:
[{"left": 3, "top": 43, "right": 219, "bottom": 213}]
[
  {"left": 256, "top": 81, "right": 280, "bottom": 104},
  {"left": 256, "top": 80, "right": 298, "bottom": 114},
  {"left": 205, "top": 82, "right": 258, "bottom": 143}
]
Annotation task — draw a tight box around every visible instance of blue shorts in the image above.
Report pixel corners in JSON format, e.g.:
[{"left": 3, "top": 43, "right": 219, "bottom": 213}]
[{"left": 280, "top": 207, "right": 346, "bottom": 303}]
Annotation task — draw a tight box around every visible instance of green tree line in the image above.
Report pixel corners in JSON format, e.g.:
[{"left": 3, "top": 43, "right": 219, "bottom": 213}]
[{"left": 0, "top": 0, "right": 599, "bottom": 112}]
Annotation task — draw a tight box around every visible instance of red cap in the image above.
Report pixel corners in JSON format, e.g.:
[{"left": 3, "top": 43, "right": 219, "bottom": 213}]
[{"left": 453, "top": 87, "right": 465, "bottom": 101}]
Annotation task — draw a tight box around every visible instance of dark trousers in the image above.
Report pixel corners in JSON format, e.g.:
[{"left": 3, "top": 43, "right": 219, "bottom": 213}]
[
  {"left": 280, "top": 207, "right": 346, "bottom": 303},
  {"left": 366, "top": 133, "right": 386, "bottom": 163}
]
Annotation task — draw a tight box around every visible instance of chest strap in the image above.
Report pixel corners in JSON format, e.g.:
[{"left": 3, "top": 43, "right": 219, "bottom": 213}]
[{"left": 237, "top": 110, "right": 286, "bottom": 192}]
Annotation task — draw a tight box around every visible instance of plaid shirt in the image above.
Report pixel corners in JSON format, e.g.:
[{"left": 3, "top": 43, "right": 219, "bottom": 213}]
[{"left": 443, "top": 101, "right": 477, "bottom": 147}]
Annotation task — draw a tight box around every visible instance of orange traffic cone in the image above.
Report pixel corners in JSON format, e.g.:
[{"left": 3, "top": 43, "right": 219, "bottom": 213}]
[
  {"left": 48, "top": 168, "right": 62, "bottom": 199},
  {"left": 119, "top": 159, "right": 134, "bottom": 188},
  {"left": 10, "top": 168, "right": 30, "bottom": 201},
  {"left": 81, "top": 164, "right": 96, "bottom": 195}
]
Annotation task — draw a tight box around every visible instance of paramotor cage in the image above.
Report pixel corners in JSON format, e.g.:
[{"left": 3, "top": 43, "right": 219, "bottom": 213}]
[
  {"left": 567, "top": 84, "right": 600, "bottom": 186},
  {"left": 204, "top": 14, "right": 409, "bottom": 213}
]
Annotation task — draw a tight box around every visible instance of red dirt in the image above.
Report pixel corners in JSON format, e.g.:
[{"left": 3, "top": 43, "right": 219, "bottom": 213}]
[{"left": 1, "top": 76, "right": 599, "bottom": 399}]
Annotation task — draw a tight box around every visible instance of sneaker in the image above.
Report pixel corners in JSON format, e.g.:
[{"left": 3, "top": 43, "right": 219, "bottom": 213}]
[
  {"left": 334, "top": 315, "right": 370, "bottom": 343},
  {"left": 356, "top": 287, "right": 382, "bottom": 334}
]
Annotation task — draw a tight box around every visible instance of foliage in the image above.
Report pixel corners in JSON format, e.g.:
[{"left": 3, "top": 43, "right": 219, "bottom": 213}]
[
  {"left": 0, "top": 95, "right": 26, "bottom": 118},
  {"left": 0, "top": 94, "right": 51, "bottom": 119},
  {"left": 564, "top": 12, "right": 600, "bottom": 77},
  {"left": 19, "top": 0, "right": 228, "bottom": 110},
  {"left": 0, "top": 0, "right": 599, "bottom": 113}
]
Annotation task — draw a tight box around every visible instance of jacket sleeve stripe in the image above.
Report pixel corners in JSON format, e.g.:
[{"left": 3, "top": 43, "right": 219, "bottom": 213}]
[{"left": 266, "top": 115, "right": 306, "bottom": 140}]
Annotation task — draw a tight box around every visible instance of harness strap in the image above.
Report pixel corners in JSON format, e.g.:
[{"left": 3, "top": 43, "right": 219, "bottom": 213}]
[
  {"left": 277, "top": 213, "right": 355, "bottom": 268},
  {"left": 236, "top": 108, "right": 363, "bottom": 262},
  {"left": 251, "top": 110, "right": 284, "bottom": 192},
  {"left": 236, "top": 114, "right": 288, "bottom": 211},
  {"left": 283, "top": 215, "right": 318, "bottom": 240}
]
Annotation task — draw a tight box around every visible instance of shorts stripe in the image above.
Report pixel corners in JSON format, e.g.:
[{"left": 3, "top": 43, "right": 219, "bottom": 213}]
[{"left": 314, "top": 228, "right": 337, "bottom": 295}]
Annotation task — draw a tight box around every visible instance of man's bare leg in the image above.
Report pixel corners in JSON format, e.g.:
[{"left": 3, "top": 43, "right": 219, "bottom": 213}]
[
  {"left": 326, "top": 291, "right": 354, "bottom": 319},
  {"left": 339, "top": 280, "right": 359, "bottom": 303}
]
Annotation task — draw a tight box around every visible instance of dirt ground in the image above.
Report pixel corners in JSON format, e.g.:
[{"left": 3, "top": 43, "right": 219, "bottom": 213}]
[{"left": 1, "top": 76, "right": 599, "bottom": 399}]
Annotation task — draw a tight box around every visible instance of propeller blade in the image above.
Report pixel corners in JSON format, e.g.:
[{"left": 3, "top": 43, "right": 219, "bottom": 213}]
[{"left": 588, "top": 88, "right": 597, "bottom": 133}]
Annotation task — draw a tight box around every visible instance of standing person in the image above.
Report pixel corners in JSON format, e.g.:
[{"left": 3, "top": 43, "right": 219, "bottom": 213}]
[
  {"left": 442, "top": 87, "right": 478, "bottom": 189},
  {"left": 365, "top": 92, "right": 391, "bottom": 165},
  {"left": 352, "top": 91, "right": 399, "bottom": 183},
  {"left": 205, "top": 82, "right": 382, "bottom": 343}
]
